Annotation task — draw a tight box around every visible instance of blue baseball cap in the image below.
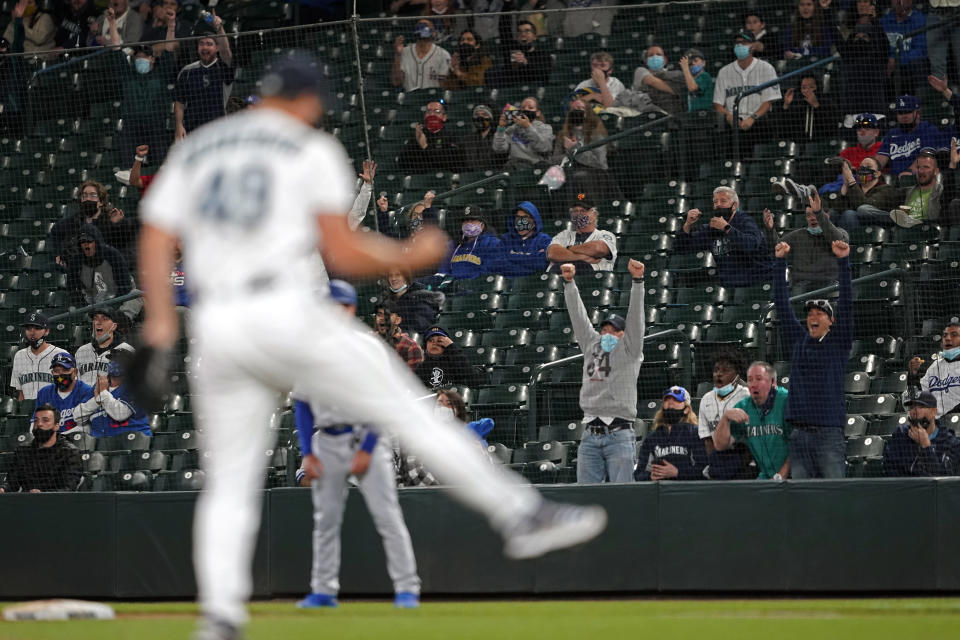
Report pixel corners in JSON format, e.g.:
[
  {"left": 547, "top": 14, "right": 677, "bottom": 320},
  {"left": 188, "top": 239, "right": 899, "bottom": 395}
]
[
  {"left": 50, "top": 352, "right": 76, "bottom": 370},
  {"left": 600, "top": 314, "right": 626, "bottom": 332},
  {"left": 895, "top": 95, "right": 919, "bottom": 112},
  {"left": 424, "top": 326, "right": 451, "bottom": 342},
  {"left": 663, "top": 385, "right": 690, "bottom": 403},
  {"left": 328, "top": 279, "right": 358, "bottom": 306},
  {"left": 107, "top": 359, "right": 123, "bottom": 377},
  {"left": 854, "top": 113, "right": 879, "bottom": 128},
  {"left": 259, "top": 51, "right": 330, "bottom": 101}
]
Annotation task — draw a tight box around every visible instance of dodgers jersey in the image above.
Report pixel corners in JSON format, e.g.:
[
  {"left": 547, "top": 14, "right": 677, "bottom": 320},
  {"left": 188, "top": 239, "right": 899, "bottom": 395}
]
[{"left": 141, "top": 108, "right": 356, "bottom": 301}]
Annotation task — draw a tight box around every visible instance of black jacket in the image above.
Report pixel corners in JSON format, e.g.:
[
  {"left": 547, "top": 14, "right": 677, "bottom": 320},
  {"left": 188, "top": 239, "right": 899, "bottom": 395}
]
[
  {"left": 66, "top": 223, "right": 133, "bottom": 306},
  {"left": 2, "top": 437, "right": 82, "bottom": 492},
  {"left": 491, "top": 41, "right": 552, "bottom": 87},
  {"left": 382, "top": 282, "right": 444, "bottom": 335},
  {"left": 397, "top": 128, "right": 467, "bottom": 174},
  {"left": 415, "top": 343, "right": 486, "bottom": 390}
]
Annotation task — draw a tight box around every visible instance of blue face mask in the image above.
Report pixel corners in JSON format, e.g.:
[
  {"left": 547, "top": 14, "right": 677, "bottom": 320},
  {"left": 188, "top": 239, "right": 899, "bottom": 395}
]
[
  {"left": 734, "top": 43, "right": 751, "bottom": 60},
  {"left": 646, "top": 55, "right": 665, "bottom": 71},
  {"left": 600, "top": 334, "right": 619, "bottom": 353},
  {"left": 134, "top": 58, "right": 152, "bottom": 74},
  {"left": 807, "top": 225, "right": 824, "bottom": 235},
  {"left": 690, "top": 63, "right": 704, "bottom": 74},
  {"left": 944, "top": 346, "right": 960, "bottom": 360},
  {"left": 715, "top": 381, "right": 736, "bottom": 396}
]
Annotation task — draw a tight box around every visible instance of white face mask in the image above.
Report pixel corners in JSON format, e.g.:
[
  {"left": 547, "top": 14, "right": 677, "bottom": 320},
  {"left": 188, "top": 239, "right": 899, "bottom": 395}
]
[{"left": 434, "top": 405, "right": 455, "bottom": 421}]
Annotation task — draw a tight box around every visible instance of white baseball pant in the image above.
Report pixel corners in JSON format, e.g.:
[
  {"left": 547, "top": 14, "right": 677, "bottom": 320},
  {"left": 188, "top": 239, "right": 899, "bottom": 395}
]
[{"left": 189, "top": 289, "right": 539, "bottom": 625}]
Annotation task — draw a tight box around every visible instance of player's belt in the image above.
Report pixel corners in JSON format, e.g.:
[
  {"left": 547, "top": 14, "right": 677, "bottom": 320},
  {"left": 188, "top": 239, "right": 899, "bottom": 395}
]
[
  {"left": 321, "top": 425, "right": 354, "bottom": 435},
  {"left": 586, "top": 418, "right": 632, "bottom": 435}
]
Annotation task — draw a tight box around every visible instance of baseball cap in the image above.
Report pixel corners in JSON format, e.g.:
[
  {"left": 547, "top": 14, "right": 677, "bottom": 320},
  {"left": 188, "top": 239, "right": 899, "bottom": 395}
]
[
  {"left": 895, "top": 95, "right": 920, "bottom": 112},
  {"left": 424, "top": 326, "right": 451, "bottom": 342},
  {"left": 735, "top": 31, "right": 756, "bottom": 42},
  {"left": 462, "top": 205, "right": 486, "bottom": 223},
  {"left": 259, "top": 51, "right": 330, "bottom": 101},
  {"left": 90, "top": 307, "right": 119, "bottom": 322},
  {"left": 804, "top": 298, "right": 834, "bottom": 319},
  {"left": 571, "top": 192, "right": 594, "bottom": 210},
  {"left": 684, "top": 48, "right": 705, "bottom": 61},
  {"left": 78, "top": 231, "right": 96, "bottom": 243},
  {"left": 21, "top": 312, "right": 48, "bottom": 329},
  {"left": 328, "top": 279, "right": 358, "bottom": 306},
  {"left": 663, "top": 385, "right": 690, "bottom": 403},
  {"left": 854, "top": 113, "right": 879, "bottom": 129},
  {"left": 904, "top": 391, "right": 937, "bottom": 409},
  {"left": 131, "top": 44, "right": 153, "bottom": 57},
  {"left": 600, "top": 314, "right": 626, "bottom": 332},
  {"left": 472, "top": 104, "right": 494, "bottom": 120},
  {"left": 107, "top": 359, "right": 123, "bottom": 377},
  {"left": 50, "top": 352, "right": 76, "bottom": 370}
]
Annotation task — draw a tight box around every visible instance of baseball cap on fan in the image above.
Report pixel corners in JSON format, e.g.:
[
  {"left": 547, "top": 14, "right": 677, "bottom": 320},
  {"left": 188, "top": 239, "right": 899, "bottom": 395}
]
[{"left": 259, "top": 51, "right": 332, "bottom": 103}]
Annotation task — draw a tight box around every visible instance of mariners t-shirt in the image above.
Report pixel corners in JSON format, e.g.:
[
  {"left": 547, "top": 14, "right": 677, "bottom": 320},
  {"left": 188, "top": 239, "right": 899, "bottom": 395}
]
[
  {"left": 697, "top": 384, "right": 750, "bottom": 439},
  {"left": 174, "top": 58, "right": 234, "bottom": 132},
  {"left": 10, "top": 344, "right": 68, "bottom": 400},
  {"left": 731, "top": 387, "right": 792, "bottom": 479}
]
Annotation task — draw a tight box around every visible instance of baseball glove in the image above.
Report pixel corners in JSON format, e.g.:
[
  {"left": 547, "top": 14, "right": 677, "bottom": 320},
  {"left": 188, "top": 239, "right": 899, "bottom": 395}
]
[{"left": 126, "top": 345, "right": 172, "bottom": 414}]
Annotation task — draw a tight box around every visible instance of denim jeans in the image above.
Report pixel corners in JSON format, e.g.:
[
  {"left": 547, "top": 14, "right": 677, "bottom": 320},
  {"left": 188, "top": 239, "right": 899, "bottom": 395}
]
[
  {"left": 837, "top": 206, "right": 895, "bottom": 232},
  {"left": 576, "top": 427, "right": 636, "bottom": 484},
  {"left": 926, "top": 11, "right": 960, "bottom": 81},
  {"left": 789, "top": 427, "right": 846, "bottom": 479}
]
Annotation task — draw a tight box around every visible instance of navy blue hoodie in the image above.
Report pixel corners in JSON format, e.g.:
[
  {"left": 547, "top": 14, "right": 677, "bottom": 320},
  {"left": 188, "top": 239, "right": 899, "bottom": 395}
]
[
  {"left": 773, "top": 257, "right": 853, "bottom": 428},
  {"left": 499, "top": 201, "right": 552, "bottom": 277},
  {"left": 883, "top": 424, "right": 960, "bottom": 477},
  {"left": 674, "top": 209, "right": 773, "bottom": 287},
  {"left": 634, "top": 422, "right": 707, "bottom": 481}
]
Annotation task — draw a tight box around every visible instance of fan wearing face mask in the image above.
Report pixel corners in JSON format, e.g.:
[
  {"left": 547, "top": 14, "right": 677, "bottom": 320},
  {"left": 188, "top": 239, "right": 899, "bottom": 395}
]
[
  {"left": 713, "top": 31, "right": 780, "bottom": 151},
  {"left": 0, "top": 404, "right": 82, "bottom": 494},
  {"left": 905, "top": 322, "right": 960, "bottom": 418},
  {"left": 883, "top": 391, "right": 960, "bottom": 477},
  {"left": 762, "top": 189, "right": 849, "bottom": 293},
  {"left": 379, "top": 267, "right": 444, "bottom": 335},
  {"left": 546, "top": 196, "right": 617, "bottom": 274},
  {"left": 397, "top": 99, "right": 467, "bottom": 174},
  {"left": 836, "top": 155, "right": 904, "bottom": 230},
  {"left": 499, "top": 201, "right": 552, "bottom": 277},
  {"left": 634, "top": 386, "right": 707, "bottom": 482},
  {"left": 492, "top": 97, "right": 554, "bottom": 171},
  {"left": 631, "top": 44, "right": 687, "bottom": 114},
  {"left": 442, "top": 29, "right": 492, "bottom": 88},
  {"left": 561, "top": 258, "right": 646, "bottom": 484},
  {"left": 32, "top": 352, "right": 94, "bottom": 435},
  {"left": 436, "top": 207, "right": 504, "bottom": 280},
  {"left": 435, "top": 389, "right": 493, "bottom": 449},
  {"left": 574, "top": 51, "right": 625, "bottom": 108},
  {"left": 676, "top": 185, "right": 772, "bottom": 288},
  {"left": 10, "top": 312, "right": 69, "bottom": 402},
  {"left": 74, "top": 307, "right": 135, "bottom": 387},
  {"left": 696, "top": 349, "right": 755, "bottom": 480},
  {"left": 678, "top": 48, "right": 714, "bottom": 113}
]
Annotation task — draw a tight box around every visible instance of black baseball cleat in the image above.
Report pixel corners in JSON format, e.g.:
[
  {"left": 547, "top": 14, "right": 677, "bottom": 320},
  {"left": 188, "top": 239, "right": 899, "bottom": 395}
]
[
  {"left": 193, "top": 616, "right": 243, "bottom": 640},
  {"left": 503, "top": 500, "right": 607, "bottom": 560}
]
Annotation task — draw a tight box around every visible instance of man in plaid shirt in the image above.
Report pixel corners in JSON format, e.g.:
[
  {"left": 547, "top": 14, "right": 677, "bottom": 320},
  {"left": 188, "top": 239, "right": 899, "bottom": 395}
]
[{"left": 375, "top": 301, "right": 424, "bottom": 371}]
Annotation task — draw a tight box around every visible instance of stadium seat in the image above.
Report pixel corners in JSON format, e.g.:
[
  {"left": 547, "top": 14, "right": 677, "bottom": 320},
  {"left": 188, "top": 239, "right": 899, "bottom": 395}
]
[
  {"left": 65, "top": 431, "right": 97, "bottom": 452},
  {"left": 507, "top": 290, "right": 560, "bottom": 312},
  {"left": 523, "top": 440, "right": 569, "bottom": 465},
  {"left": 450, "top": 329, "right": 480, "bottom": 347},
  {"left": 533, "top": 326, "right": 575, "bottom": 346},
  {"left": 134, "top": 451, "right": 168, "bottom": 473},
  {"left": 509, "top": 272, "right": 561, "bottom": 292},
  {"left": 846, "top": 394, "right": 898, "bottom": 416},
  {"left": 844, "top": 371, "right": 872, "bottom": 395},
  {"left": 845, "top": 435, "right": 885, "bottom": 461},
  {"left": 80, "top": 451, "right": 106, "bottom": 474},
  {"left": 485, "top": 442, "right": 512, "bottom": 464},
  {"left": 446, "top": 292, "right": 503, "bottom": 314},
  {"left": 438, "top": 310, "right": 494, "bottom": 332},
  {"left": 97, "top": 432, "right": 151, "bottom": 452},
  {"left": 481, "top": 328, "right": 532, "bottom": 349},
  {"left": 700, "top": 321, "right": 760, "bottom": 348},
  {"left": 153, "top": 431, "right": 199, "bottom": 451},
  {"left": 492, "top": 309, "right": 543, "bottom": 331},
  {"left": 844, "top": 415, "right": 869, "bottom": 438},
  {"left": 866, "top": 415, "right": 906, "bottom": 437},
  {"left": 537, "top": 421, "right": 585, "bottom": 442},
  {"left": 871, "top": 371, "right": 909, "bottom": 394}
]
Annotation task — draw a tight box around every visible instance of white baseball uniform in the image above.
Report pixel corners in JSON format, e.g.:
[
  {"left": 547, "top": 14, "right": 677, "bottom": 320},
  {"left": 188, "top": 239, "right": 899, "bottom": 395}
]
[
  {"left": 75, "top": 341, "right": 135, "bottom": 387},
  {"left": 141, "top": 107, "right": 539, "bottom": 626},
  {"left": 10, "top": 343, "right": 68, "bottom": 400}
]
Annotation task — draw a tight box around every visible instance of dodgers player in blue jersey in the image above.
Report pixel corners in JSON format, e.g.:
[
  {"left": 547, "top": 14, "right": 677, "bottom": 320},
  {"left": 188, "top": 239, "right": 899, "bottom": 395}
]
[{"left": 32, "top": 353, "right": 94, "bottom": 434}]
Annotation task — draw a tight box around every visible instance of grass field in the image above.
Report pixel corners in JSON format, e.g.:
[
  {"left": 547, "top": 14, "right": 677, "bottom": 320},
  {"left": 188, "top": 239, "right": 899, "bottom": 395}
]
[{"left": 2, "top": 598, "right": 960, "bottom": 640}]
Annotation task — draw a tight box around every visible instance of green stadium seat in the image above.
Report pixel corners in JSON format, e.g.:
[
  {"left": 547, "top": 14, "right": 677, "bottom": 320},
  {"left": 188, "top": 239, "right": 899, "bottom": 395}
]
[
  {"left": 80, "top": 451, "right": 106, "bottom": 474},
  {"left": 446, "top": 293, "right": 503, "bottom": 313},
  {"left": 492, "top": 309, "right": 544, "bottom": 331},
  {"left": 700, "top": 321, "right": 760, "bottom": 348},
  {"left": 450, "top": 328, "right": 480, "bottom": 347},
  {"left": 153, "top": 430, "right": 199, "bottom": 451},
  {"left": 507, "top": 290, "right": 560, "bottom": 312},
  {"left": 481, "top": 328, "right": 531, "bottom": 348},
  {"left": 871, "top": 371, "right": 909, "bottom": 394},
  {"left": 867, "top": 415, "right": 907, "bottom": 437},
  {"left": 523, "top": 440, "right": 569, "bottom": 465},
  {"left": 537, "top": 421, "right": 585, "bottom": 443},
  {"left": 486, "top": 442, "right": 512, "bottom": 464},
  {"left": 533, "top": 326, "right": 575, "bottom": 346}
]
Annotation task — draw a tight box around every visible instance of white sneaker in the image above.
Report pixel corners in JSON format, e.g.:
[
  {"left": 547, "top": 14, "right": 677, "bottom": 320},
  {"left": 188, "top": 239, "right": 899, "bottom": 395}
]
[
  {"left": 889, "top": 209, "right": 922, "bottom": 228},
  {"left": 503, "top": 501, "right": 607, "bottom": 560}
]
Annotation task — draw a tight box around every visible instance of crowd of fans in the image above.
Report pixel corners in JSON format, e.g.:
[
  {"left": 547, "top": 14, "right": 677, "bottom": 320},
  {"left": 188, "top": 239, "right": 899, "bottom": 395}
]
[{"left": 1, "top": 0, "right": 960, "bottom": 491}]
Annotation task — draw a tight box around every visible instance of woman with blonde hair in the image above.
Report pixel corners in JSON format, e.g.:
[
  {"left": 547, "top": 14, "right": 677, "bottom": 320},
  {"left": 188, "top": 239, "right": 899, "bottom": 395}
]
[{"left": 634, "top": 386, "right": 707, "bottom": 481}]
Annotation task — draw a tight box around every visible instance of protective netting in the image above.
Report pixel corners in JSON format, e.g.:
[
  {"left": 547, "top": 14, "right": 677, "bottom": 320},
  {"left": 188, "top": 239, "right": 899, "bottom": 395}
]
[{"left": 0, "top": 0, "right": 958, "bottom": 492}]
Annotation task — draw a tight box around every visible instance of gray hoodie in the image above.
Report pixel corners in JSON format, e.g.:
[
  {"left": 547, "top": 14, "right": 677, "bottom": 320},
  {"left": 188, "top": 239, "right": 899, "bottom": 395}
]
[
  {"left": 564, "top": 279, "right": 646, "bottom": 421},
  {"left": 492, "top": 119, "right": 554, "bottom": 166}
]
